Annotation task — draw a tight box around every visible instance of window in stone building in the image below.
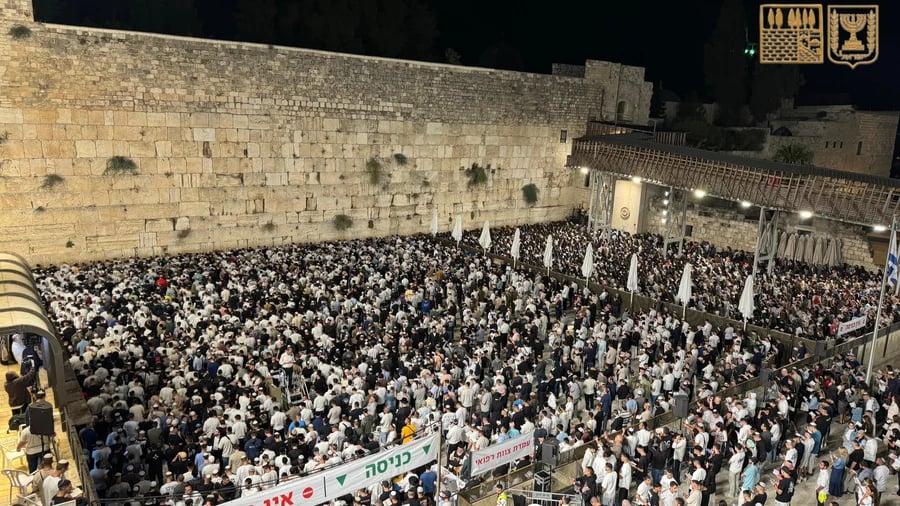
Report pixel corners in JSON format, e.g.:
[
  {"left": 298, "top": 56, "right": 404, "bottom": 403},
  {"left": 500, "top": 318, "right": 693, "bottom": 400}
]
[
  {"left": 584, "top": 174, "right": 590, "bottom": 187},
  {"left": 560, "top": 130, "right": 568, "bottom": 143},
  {"left": 857, "top": 141, "right": 863, "bottom": 155},
  {"left": 840, "top": 141, "right": 844, "bottom": 149}
]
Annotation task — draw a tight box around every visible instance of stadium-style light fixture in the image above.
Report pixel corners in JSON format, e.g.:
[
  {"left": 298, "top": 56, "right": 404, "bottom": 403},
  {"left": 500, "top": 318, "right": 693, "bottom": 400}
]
[
  {"left": 662, "top": 199, "right": 669, "bottom": 206},
  {"left": 631, "top": 176, "right": 642, "bottom": 184},
  {"left": 740, "top": 201, "right": 752, "bottom": 208},
  {"left": 799, "top": 210, "right": 813, "bottom": 219},
  {"left": 661, "top": 218, "right": 667, "bottom": 224},
  {"left": 661, "top": 210, "right": 668, "bottom": 216},
  {"left": 579, "top": 167, "right": 590, "bottom": 175},
  {"left": 694, "top": 189, "right": 707, "bottom": 198},
  {"left": 873, "top": 224, "right": 887, "bottom": 232}
]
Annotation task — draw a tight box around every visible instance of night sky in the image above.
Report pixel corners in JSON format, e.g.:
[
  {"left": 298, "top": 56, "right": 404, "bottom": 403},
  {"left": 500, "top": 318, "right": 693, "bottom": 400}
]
[{"left": 33, "top": 0, "right": 900, "bottom": 110}]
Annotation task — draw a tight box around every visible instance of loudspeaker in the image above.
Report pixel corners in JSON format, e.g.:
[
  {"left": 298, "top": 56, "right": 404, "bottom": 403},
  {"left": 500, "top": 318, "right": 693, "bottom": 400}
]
[
  {"left": 540, "top": 439, "right": 559, "bottom": 466},
  {"left": 27, "top": 402, "right": 54, "bottom": 436},
  {"left": 760, "top": 368, "right": 772, "bottom": 388},
  {"left": 673, "top": 393, "right": 689, "bottom": 418},
  {"left": 815, "top": 340, "right": 826, "bottom": 358}
]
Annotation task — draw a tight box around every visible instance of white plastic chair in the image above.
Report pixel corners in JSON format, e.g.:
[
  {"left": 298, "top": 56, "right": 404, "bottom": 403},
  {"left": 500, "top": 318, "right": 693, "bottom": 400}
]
[
  {"left": 1, "top": 468, "right": 34, "bottom": 505},
  {"left": 0, "top": 438, "right": 27, "bottom": 468}
]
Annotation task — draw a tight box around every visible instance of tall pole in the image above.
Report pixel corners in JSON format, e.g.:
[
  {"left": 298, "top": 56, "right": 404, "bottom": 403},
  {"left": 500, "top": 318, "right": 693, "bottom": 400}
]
[{"left": 866, "top": 214, "right": 896, "bottom": 384}]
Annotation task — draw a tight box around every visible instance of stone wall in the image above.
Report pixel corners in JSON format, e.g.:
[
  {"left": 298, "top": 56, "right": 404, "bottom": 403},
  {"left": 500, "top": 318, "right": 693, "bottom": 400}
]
[
  {"left": 0, "top": 1, "right": 652, "bottom": 264},
  {"left": 643, "top": 197, "right": 876, "bottom": 270},
  {"left": 767, "top": 107, "right": 898, "bottom": 178}
]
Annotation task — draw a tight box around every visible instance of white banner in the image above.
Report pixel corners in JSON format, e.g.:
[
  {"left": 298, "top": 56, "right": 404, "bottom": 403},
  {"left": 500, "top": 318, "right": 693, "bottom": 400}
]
[
  {"left": 469, "top": 435, "right": 534, "bottom": 476},
  {"left": 219, "top": 473, "right": 326, "bottom": 506},
  {"left": 838, "top": 315, "right": 867, "bottom": 336},
  {"left": 220, "top": 433, "right": 439, "bottom": 506},
  {"left": 324, "top": 432, "right": 439, "bottom": 498}
]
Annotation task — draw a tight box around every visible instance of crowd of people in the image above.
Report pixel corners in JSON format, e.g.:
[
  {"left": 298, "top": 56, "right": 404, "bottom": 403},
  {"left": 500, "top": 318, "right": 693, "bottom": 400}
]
[
  {"left": 458, "top": 221, "right": 896, "bottom": 339},
  {"left": 4, "top": 218, "right": 897, "bottom": 506}
]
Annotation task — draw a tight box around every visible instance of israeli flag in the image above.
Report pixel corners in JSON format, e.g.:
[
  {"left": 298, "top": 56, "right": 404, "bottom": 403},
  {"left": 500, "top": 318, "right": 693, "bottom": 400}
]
[{"left": 888, "top": 226, "right": 898, "bottom": 289}]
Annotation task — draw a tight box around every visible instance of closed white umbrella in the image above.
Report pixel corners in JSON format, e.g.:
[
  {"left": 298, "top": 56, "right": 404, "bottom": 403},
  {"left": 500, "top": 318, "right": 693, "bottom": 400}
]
[
  {"left": 478, "top": 221, "right": 491, "bottom": 253},
  {"left": 430, "top": 208, "right": 439, "bottom": 237},
  {"left": 581, "top": 243, "right": 595, "bottom": 282},
  {"left": 511, "top": 228, "right": 521, "bottom": 267},
  {"left": 627, "top": 253, "right": 639, "bottom": 311},
  {"left": 758, "top": 222, "right": 773, "bottom": 255},
  {"left": 676, "top": 262, "right": 692, "bottom": 319},
  {"left": 804, "top": 235, "right": 816, "bottom": 263},
  {"left": 794, "top": 235, "right": 806, "bottom": 262},
  {"left": 777, "top": 231, "right": 788, "bottom": 258},
  {"left": 834, "top": 238, "right": 843, "bottom": 265},
  {"left": 451, "top": 215, "right": 463, "bottom": 244},
  {"left": 738, "top": 274, "right": 755, "bottom": 329},
  {"left": 543, "top": 235, "right": 554, "bottom": 275},
  {"left": 785, "top": 233, "right": 798, "bottom": 261},
  {"left": 813, "top": 236, "right": 825, "bottom": 265}
]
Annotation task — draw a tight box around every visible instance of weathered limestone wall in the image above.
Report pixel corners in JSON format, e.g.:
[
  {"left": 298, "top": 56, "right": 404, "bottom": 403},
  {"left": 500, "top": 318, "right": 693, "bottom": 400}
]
[{"left": 0, "top": 1, "right": 652, "bottom": 264}]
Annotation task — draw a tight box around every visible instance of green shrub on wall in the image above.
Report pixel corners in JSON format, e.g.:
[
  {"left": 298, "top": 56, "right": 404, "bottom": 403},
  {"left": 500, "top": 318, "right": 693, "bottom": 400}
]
[
  {"left": 365, "top": 158, "right": 384, "bottom": 184},
  {"left": 465, "top": 163, "right": 488, "bottom": 188},
  {"left": 9, "top": 25, "right": 31, "bottom": 39},
  {"left": 41, "top": 174, "right": 65, "bottom": 189},
  {"left": 393, "top": 153, "right": 408, "bottom": 165},
  {"left": 104, "top": 156, "right": 138, "bottom": 175},
  {"left": 334, "top": 214, "right": 353, "bottom": 231},
  {"left": 522, "top": 183, "right": 539, "bottom": 206}
]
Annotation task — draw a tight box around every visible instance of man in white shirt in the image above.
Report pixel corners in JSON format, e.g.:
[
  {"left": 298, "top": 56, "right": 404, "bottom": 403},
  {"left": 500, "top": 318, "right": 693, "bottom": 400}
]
[
  {"left": 600, "top": 462, "right": 617, "bottom": 506},
  {"left": 618, "top": 454, "right": 632, "bottom": 503},
  {"left": 728, "top": 446, "right": 745, "bottom": 497}
]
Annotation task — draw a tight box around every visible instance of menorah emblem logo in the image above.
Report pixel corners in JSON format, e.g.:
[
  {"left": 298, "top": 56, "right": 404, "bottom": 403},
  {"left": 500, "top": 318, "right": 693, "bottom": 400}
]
[{"left": 827, "top": 5, "right": 878, "bottom": 68}]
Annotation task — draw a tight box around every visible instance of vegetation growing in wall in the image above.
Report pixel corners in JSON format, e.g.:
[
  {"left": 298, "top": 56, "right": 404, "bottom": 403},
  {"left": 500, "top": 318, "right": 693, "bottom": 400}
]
[
  {"left": 334, "top": 214, "right": 353, "bottom": 231},
  {"left": 465, "top": 163, "right": 489, "bottom": 188},
  {"left": 9, "top": 25, "right": 31, "bottom": 39},
  {"left": 773, "top": 143, "right": 813, "bottom": 165},
  {"left": 522, "top": 183, "right": 539, "bottom": 206},
  {"left": 365, "top": 158, "right": 385, "bottom": 185},
  {"left": 104, "top": 156, "right": 138, "bottom": 175},
  {"left": 393, "top": 153, "right": 408, "bottom": 165},
  {"left": 41, "top": 174, "right": 65, "bottom": 190},
  {"left": 34, "top": 206, "right": 46, "bottom": 213},
  {"left": 262, "top": 222, "right": 276, "bottom": 233},
  {"left": 0, "top": 131, "right": 8, "bottom": 147},
  {"left": 368, "top": 220, "right": 374, "bottom": 229},
  {"left": 65, "top": 240, "right": 74, "bottom": 248},
  {"left": 672, "top": 122, "right": 766, "bottom": 151},
  {"left": 177, "top": 229, "right": 192, "bottom": 239}
]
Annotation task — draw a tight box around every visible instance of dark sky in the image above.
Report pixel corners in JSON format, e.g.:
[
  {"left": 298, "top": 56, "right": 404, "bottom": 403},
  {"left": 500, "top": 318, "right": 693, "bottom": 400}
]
[{"left": 34, "top": 0, "right": 900, "bottom": 110}]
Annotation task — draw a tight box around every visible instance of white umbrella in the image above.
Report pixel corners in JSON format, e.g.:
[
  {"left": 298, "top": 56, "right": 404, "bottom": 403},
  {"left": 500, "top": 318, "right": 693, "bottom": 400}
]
[
  {"left": 784, "top": 233, "right": 798, "bottom": 260},
  {"left": 543, "top": 235, "right": 554, "bottom": 275},
  {"left": 451, "top": 215, "right": 463, "bottom": 244},
  {"left": 478, "top": 221, "right": 491, "bottom": 253},
  {"left": 758, "top": 222, "right": 773, "bottom": 255},
  {"left": 430, "top": 208, "right": 439, "bottom": 237},
  {"left": 581, "top": 243, "right": 595, "bottom": 282},
  {"left": 676, "top": 262, "right": 692, "bottom": 319},
  {"left": 511, "top": 228, "right": 521, "bottom": 267},
  {"left": 813, "top": 236, "right": 825, "bottom": 265},
  {"left": 627, "top": 253, "right": 639, "bottom": 311},
  {"left": 834, "top": 238, "right": 843, "bottom": 265},
  {"left": 738, "top": 274, "right": 755, "bottom": 329},
  {"left": 804, "top": 235, "right": 816, "bottom": 263}
]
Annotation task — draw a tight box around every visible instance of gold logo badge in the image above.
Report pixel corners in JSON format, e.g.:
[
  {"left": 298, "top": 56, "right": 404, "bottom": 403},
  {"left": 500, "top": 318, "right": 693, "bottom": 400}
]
[
  {"left": 760, "top": 4, "right": 825, "bottom": 63},
  {"left": 827, "top": 5, "right": 878, "bottom": 68}
]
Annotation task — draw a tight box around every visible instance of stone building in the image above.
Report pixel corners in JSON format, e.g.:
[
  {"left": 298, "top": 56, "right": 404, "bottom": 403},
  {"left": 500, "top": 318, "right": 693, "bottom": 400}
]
[
  {"left": 768, "top": 105, "right": 899, "bottom": 178},
  {"left": 0, "top": 0, "right": 652, "bottom": 264}
]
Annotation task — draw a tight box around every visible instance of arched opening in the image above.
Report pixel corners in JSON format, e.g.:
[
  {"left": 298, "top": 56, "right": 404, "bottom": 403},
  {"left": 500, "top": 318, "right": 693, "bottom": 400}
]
[
  {"left": 616, "top": 101, "right": 632, "bottom": 122},
  {"left": 772, "top": 126, "right": 793, "bottom": 136}
]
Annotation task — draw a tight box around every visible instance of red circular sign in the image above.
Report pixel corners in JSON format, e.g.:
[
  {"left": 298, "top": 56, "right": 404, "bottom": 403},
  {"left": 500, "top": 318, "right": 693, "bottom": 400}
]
[{"left": 302, "top": 487, "right": 314, "bottom": 499}]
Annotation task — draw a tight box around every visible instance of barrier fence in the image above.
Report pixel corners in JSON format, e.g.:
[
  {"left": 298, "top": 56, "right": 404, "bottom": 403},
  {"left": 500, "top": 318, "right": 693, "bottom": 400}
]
[{"left": 450, "top": 238, "right": 899, "bottom": 506}]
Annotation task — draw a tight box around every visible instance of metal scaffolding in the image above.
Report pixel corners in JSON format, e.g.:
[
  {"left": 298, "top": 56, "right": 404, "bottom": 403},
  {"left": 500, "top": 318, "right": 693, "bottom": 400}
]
[
  {"left": 752, "top": 208, "right": 779, "bottom": 277},
  {"left": 662, "top": 186, "right": 688, "bottom": 257},
  {"left": 587, "top": 171, "right": 616, "bottom": 236},
  {"left": 567, "top": 133, "right": 900, "bottom": 228}
]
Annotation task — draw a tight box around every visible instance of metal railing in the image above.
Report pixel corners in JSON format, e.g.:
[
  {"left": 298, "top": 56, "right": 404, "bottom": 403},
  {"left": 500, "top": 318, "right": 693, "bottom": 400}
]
[
  {"left": 62, "top": 405, "right": 100, "bottom": 506},
  {"left": 451, "top": 237, "right": 899, "bottom": 506}
]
